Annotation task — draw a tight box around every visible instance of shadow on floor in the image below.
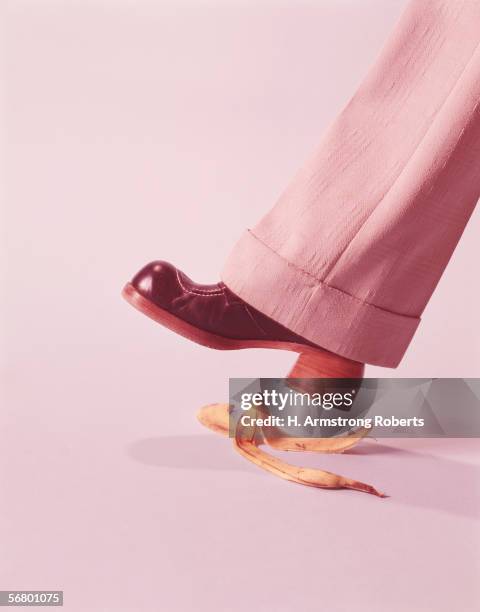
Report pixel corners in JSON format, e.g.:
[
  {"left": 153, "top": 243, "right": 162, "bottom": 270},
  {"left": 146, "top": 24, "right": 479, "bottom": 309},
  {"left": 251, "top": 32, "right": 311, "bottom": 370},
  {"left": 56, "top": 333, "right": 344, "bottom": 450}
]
[
  {"left": 128, "top": 434, "right": 480, "bottom": 519},
  {"left": 128, "top": 434, "right": 255, "bottom": 473}
]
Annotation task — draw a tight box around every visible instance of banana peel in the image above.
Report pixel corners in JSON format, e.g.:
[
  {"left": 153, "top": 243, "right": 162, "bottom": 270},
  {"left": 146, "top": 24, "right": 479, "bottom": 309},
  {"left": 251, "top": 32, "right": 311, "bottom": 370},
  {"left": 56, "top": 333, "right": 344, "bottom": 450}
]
[
  {"left": 197, "top": 403, "right": 385, "bottom": 497},
  {"left": 196, "top": 403, "right": 230, "bottom": 437}
]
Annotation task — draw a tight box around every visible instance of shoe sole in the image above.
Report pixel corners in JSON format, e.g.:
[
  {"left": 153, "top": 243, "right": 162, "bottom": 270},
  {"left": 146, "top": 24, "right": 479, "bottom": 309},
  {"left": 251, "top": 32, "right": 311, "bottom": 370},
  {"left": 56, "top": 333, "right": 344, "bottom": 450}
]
[{"left": 122, "top": 282, "right": 322, "bottom": 357}]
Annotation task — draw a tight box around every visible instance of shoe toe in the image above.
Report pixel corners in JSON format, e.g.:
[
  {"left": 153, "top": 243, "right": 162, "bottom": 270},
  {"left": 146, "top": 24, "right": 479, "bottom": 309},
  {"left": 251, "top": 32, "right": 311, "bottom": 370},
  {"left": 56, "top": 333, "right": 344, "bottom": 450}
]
[{"left": 130, "top": 260, "right": 180, "bottom": 306}]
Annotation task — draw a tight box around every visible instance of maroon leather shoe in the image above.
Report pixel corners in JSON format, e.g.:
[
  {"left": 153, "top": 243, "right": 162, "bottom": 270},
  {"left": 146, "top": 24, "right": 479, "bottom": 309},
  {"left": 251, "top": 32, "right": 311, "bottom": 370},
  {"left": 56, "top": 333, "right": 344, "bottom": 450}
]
[{"left": 122, "top": 261, "right": 326, "bottom": 355}]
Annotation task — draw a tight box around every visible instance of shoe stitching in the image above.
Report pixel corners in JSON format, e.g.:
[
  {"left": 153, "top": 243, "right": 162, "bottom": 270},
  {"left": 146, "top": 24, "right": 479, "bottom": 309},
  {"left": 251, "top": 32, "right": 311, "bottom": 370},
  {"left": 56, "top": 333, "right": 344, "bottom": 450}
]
[{"left": 175, "top": 269, "right": 224, "bottom": 296}]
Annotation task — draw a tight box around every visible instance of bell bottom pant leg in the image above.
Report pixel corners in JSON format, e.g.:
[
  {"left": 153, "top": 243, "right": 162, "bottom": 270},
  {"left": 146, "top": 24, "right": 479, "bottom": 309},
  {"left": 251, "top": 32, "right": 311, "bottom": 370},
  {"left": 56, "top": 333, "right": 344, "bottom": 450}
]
[{"left": 221, "top": 0, "right": 480, "bottom": 368}]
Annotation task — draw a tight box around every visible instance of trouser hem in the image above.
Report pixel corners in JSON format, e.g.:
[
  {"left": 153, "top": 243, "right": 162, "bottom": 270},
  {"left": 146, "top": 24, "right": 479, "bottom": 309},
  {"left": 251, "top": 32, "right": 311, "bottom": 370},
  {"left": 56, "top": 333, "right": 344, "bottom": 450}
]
[{"left": 221, "top": 230, "right": 420, "bottom": 367}]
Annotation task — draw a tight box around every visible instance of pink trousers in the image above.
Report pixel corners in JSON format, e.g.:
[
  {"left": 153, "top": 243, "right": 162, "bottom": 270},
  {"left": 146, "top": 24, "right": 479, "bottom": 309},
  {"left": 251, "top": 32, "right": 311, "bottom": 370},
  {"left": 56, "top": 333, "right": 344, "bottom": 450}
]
[{"left": 221, "top": 0, "right": 480, "bottom": 368}]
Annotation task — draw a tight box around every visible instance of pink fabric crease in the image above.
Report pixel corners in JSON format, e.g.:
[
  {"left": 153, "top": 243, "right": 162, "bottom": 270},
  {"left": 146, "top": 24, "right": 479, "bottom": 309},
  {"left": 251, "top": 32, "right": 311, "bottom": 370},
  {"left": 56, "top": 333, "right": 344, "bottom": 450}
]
[{"left": 221, "top": 0, "right": 480, "bottom": 367}]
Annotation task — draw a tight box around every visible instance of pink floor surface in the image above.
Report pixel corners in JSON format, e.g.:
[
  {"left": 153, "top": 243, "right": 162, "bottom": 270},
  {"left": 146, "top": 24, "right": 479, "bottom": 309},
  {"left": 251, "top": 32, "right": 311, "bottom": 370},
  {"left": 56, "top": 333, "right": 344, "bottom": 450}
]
[{"left": 2, "top": 333, "right": 479, "bottom": 611}]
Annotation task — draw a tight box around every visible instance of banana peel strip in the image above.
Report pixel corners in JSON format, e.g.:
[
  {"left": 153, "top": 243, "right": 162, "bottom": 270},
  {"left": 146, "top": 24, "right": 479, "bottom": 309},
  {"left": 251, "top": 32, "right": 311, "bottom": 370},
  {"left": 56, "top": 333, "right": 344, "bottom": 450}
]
[{"left": 197, "top": 403, "right": 385, "bottom": 497}]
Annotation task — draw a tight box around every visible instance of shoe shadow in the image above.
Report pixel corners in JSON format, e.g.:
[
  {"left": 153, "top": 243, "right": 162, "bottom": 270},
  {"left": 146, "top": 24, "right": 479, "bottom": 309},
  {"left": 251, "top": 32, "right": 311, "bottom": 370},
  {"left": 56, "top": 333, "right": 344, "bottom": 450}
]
[
  {"left": 127, "top": 434, "right": 399, "bottom": 472},
  {"left": 128, "top": 435, "right": 480, "bottom": 520},
  {"left": 347, "top": 442, "right": 405, "bottom": 455},
  {"left": 128, "top": 434, "right": 255, "bottom": 473}
]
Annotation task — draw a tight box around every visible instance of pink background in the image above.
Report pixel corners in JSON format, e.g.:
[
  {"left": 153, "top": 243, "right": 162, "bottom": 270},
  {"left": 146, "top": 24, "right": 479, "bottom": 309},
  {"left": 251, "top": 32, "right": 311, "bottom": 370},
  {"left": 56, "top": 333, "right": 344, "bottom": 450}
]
[{"left": 2, "top": 1, "right": 480, "bottom": 611}]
